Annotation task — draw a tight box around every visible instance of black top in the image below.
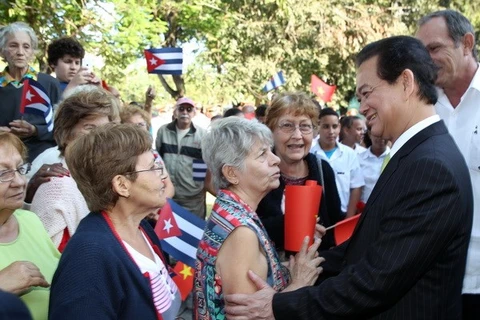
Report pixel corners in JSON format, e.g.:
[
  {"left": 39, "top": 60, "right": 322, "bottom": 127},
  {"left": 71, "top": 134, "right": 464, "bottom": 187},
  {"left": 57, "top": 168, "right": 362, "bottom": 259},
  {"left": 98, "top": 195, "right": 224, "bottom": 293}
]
[
  {"left": 257, "top": 152, "right": 343, "bottom": 250},
  {"left": 0, "top": 72, "right": 61, "bottom": 162}
]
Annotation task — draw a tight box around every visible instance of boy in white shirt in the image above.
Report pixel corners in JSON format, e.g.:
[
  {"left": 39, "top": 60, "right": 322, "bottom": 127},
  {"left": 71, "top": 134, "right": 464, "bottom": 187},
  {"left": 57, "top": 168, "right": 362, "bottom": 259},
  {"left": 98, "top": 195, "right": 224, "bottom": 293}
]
[{"left": 311, "top": 108, "right": 365, "bottom": 218}]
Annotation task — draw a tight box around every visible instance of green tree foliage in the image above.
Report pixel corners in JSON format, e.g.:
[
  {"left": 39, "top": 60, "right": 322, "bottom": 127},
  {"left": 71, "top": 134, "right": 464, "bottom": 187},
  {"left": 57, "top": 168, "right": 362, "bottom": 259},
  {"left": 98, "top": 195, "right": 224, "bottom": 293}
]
[
  {"left": 0, "top": 0, "right": 167, "bottom": 82},
  {"left": 1, "top": 0, "right": 479, "bottom": 109}
]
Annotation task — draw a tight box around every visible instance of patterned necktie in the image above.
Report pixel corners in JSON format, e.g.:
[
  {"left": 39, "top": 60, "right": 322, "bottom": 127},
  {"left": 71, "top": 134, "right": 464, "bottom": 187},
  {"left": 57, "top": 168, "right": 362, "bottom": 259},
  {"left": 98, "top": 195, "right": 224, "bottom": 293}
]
[{"left": 381, "top": 153, "right": 391, "bottom": 173}]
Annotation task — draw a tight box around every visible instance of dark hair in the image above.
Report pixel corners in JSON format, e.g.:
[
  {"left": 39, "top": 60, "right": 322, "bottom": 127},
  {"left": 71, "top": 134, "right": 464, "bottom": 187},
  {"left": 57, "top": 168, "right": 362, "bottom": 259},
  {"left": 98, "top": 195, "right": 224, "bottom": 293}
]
[
  {"left": 47, "top": 37, "right": 85, "bottom": 66},
  {"left": 356, "top": 36, "right": 438, "bottom": 105},
  {"left": 319, "top": 107, "right": 339, "bottom": 120},
  {"left": 419, "top": 10, "right": 477, "bottom": 61},
  {"left": 223, "top": 108, "right": 243, "bottom": 118},
  {"left": 255, "top": 104, "right": 267, "bottom": 117},
  {"left": 339, "top": 116, "right": 362, "bottom": 141}
]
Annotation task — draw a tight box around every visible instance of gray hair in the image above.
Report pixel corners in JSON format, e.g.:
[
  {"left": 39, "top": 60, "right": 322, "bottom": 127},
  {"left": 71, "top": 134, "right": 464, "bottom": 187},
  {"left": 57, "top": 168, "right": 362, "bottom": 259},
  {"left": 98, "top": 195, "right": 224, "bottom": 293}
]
[
  {"left": 419, "top": 10, "right": 477, "bottom": 61},
  {"left": 202, "top": 117, "right": 273, "bottom": 190},
  {"left": 0, "top": 22, "right": 38, "bottom": 53}
]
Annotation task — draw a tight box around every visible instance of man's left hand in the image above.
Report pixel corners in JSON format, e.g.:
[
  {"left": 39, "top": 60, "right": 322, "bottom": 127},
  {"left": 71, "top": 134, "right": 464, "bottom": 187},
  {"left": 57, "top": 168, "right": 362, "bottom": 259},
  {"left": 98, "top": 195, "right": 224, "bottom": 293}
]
[{"left": 225, "top": 270, "right": 276, "bottom": 320}]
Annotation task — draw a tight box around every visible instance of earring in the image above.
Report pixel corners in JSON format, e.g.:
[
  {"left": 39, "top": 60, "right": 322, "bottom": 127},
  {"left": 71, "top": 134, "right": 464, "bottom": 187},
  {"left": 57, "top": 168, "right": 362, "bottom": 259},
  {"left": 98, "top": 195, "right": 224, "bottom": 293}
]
[{"left": 232, "top": 180, "right": 238, "bottom": 185}]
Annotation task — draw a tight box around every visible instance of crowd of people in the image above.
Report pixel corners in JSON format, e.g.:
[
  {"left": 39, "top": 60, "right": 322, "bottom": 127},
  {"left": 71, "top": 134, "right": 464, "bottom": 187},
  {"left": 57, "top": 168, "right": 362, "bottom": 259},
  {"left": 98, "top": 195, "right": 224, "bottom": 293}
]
[{"left": 0, "top": 8, "right": 478, "bottom": 320}]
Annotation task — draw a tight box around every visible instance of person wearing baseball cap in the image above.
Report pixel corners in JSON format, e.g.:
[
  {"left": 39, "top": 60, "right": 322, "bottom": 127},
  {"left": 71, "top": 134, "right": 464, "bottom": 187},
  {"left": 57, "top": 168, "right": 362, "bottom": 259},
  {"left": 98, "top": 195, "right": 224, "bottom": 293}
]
[{"left": 155, "top": 97, "right": 214, "bottom": 219}]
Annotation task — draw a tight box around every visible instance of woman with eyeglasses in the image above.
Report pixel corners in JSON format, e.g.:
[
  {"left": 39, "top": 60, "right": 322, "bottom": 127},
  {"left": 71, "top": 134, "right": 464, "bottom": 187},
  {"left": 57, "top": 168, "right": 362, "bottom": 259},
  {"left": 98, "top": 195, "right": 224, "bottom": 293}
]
[
  {"left": 0, "top": 132, "right": 60, "bottom": 320},
  {"left": 257, "top": 92, "right": 343, "bottom": 251},
  {"left": 49, "top": 124, "right": 181, "bottom": 319},
  {"left": 29, "top": 87, "right": 117, "bottom": 252},
  {"left": 120, "top": 104, "right": 175, "bottom": 222}
]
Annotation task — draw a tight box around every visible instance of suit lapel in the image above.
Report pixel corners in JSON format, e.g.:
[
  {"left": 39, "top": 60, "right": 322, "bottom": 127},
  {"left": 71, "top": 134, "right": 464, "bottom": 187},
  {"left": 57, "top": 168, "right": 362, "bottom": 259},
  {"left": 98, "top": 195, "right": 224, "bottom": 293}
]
[{"left": 347, "top": 120, "right": 448, "bottom": 244}]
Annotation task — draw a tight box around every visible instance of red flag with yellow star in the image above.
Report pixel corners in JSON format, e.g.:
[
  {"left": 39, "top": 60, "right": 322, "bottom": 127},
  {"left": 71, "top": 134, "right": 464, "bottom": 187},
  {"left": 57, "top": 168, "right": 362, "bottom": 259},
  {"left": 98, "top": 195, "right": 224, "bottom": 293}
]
[
  {"left": 172, "top": 261, "right": 194, "bottom": 300},
  {"left": 311, "top": 74, "right": 336, "bottom": 102}
]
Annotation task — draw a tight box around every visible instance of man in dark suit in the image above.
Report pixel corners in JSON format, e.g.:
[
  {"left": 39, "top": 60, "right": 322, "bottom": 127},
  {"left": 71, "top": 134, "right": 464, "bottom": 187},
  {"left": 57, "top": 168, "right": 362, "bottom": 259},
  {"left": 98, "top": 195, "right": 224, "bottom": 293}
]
[{"left": 224, "top": 36, "right": 474, "bottom": 319}]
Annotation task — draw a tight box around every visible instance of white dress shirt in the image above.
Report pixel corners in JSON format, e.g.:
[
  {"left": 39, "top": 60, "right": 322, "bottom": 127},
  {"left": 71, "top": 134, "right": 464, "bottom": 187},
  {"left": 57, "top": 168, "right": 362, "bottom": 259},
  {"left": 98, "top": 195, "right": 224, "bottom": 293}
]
[
  {"left": 436, "top": 64, "right": 480, "bottom": 294},
  {"left": 358, "top": 146, "right": 390, "bottom": 203},
  {"left": 312, "top": 142, "right": 365, "bottom": 213}
]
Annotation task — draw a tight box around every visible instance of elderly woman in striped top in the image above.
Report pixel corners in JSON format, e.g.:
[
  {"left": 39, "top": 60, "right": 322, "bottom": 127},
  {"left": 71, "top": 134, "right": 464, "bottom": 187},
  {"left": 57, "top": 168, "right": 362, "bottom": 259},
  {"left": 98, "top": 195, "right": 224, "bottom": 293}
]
[
  {"left": 194, "top": 117, "right": 324, "bottom": 319},
  {"left": 49, "top": 124, "right": 180, "bottom": 320}
]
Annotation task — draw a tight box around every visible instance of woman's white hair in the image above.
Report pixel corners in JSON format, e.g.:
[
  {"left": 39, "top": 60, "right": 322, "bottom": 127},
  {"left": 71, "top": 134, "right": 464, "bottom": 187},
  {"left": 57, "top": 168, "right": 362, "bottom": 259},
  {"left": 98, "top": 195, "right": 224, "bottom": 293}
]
[
  {"left": 202, "top": 117, "right": 273, "bottom": 190},
  {"left": 0, "top": 22, "right": 38, "bottom": 54}
]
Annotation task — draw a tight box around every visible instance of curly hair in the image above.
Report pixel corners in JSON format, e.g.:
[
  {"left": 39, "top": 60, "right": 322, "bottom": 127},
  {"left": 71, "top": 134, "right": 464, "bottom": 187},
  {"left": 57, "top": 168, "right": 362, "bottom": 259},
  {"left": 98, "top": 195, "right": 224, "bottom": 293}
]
[{"left": 47, "top": 37, "right": 85, "bottom": 66}]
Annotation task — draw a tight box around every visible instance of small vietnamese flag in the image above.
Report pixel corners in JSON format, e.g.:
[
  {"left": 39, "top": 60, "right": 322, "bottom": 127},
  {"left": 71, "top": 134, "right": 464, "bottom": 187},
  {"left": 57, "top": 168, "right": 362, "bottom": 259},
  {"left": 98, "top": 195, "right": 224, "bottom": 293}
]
[
  {"left": 155, "top": 201, "right": 182, "bottom": 239},
  {"left": 172, "top": 262, "right": 194, "bottom": 301},
  {"left": 311, "top": 74, "right": 336, "bottom": 102}
]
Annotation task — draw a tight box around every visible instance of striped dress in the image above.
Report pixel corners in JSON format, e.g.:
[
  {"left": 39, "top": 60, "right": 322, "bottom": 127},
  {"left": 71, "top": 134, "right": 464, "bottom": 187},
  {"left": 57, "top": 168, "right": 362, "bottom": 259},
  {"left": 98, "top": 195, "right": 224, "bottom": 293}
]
[{"left": 193, "top": 190, "right": 290, "bottom": 320}]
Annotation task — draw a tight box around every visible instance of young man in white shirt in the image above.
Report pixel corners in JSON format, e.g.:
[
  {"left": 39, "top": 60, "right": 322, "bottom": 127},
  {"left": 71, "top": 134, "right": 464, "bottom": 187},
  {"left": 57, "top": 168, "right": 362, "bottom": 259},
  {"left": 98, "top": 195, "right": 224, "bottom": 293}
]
[{"left": 311, "top": 108, "right": 365, "bottom": 218}]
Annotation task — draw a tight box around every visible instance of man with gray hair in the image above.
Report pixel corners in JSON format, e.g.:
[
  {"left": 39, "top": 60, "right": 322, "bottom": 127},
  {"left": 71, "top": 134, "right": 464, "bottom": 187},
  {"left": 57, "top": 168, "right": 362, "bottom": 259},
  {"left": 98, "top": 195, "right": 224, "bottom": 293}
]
[
  {"left": 156, "top": 97, "right": 213, "bottom": 219},
  {"left": 417, "top": 10, "right": 480, "bottom": 318}
]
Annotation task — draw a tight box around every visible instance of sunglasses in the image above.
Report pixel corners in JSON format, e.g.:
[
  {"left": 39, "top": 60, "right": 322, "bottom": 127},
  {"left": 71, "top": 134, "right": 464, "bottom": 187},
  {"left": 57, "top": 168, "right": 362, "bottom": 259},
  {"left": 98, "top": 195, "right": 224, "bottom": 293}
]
[{"left": 178, "top": 105, "right": 194, "bottom": 113}]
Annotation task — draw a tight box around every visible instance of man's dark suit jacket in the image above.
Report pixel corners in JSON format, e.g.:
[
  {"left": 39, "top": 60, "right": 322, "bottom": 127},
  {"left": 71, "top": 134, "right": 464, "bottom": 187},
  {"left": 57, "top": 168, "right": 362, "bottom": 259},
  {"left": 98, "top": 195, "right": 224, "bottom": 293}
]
[{"left": 272, "top": 120, "right": 473, "bottom": 319}]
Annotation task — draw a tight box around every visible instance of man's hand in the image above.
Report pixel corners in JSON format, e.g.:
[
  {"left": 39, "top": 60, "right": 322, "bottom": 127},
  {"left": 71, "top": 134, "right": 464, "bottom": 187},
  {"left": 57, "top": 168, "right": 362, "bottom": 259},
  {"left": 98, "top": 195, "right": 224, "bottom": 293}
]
[
  {"left": 25, "top": 163, "right": 69, "bottom": 203},
  {"left": 0, "top": 126, "right": 11, "bottom": 133},
  {"left": 225, "top": 270, "right": 276, "bottom": 320},
  {"left": 0, "top": 261, "right": 50, "bottom": 296},
  {"left": 9, "top": 120, "right": 37, "bottom": 138}
]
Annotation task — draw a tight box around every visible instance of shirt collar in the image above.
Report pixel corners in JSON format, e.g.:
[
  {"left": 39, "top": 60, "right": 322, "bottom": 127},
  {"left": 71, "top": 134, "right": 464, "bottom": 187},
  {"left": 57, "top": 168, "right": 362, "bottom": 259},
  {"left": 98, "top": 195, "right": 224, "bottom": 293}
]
[
  {"left": 0, "top": 66, "right": 37, "bottom": 88},
  {"left": 390, "top": 115, "right": 440, "bottom": 158}
]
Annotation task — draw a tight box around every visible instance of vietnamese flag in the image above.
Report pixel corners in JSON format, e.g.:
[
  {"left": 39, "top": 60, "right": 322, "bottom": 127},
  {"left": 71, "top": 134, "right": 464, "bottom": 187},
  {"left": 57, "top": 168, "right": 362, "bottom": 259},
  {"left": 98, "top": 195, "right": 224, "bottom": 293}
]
[
  {"left": 311, "top": 74, "right": 336, "bottom": 102},
  {"left": 172, "top": 262, "right": 194, "bottom": 301},
  {"left": 155, "top": 201, "right": 182, "bottom": 239}
]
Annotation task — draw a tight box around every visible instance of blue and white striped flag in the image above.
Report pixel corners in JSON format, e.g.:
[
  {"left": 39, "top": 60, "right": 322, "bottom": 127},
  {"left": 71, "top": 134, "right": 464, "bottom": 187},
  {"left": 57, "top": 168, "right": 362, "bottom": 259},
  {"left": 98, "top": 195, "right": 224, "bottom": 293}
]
[
  {"left": 160, "top": 199, "right": 206, "bottom": 268},
  {"left": 192, "top": 159, "right": 207, "bottom": 181},
  {"left": 262, "top": 71, "right": 286, "bottom": 92},
  {"left": 144, "top": 48, "right": 183, "bottom": 75}
]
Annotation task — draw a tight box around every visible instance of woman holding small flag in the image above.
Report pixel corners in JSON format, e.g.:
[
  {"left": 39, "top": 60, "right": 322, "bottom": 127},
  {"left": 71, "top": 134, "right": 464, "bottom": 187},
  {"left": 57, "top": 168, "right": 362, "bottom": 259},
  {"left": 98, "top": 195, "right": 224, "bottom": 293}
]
[
  {"left": 49, "top": 124, "right": 181, "bottom": 319},
  {"left": 194, "top": 117, "right": 324, "bottom": 319},
  {"left": 0, "top": 22, "right": 61, "bottom": 162}
]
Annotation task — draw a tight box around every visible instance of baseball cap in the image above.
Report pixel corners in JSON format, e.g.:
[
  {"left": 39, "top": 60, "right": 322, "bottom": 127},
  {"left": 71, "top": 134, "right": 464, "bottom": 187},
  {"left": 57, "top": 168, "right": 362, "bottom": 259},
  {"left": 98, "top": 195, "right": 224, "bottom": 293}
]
[{"left": 175, "top": 97, "right": 196, "bottom": 108}]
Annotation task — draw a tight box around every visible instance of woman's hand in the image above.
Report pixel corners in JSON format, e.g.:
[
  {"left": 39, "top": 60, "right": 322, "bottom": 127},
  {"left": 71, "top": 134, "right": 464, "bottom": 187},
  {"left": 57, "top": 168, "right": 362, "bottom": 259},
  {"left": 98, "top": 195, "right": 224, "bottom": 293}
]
[
  {"left": 315, "top": 222, "right": 326, "bottom": 239},
  {"left": 8, "top": 120, "right": 37, "bottom": 138},
  {"left": 25, "top": 163, "right": 69, "bottom": 203},
  {"left": 284, "top": 236, "right": 324, "bottom": 291},
  {"left": 0, "top": 261, "right": 50, "bottom": 296}
]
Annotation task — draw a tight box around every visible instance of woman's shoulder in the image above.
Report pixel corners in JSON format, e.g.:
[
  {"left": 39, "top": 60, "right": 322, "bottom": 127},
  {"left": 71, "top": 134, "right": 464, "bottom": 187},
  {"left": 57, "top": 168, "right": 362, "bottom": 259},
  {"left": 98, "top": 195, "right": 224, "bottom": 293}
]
[{"left": 14, "top": 209, "right": 43, "bottom": 225}]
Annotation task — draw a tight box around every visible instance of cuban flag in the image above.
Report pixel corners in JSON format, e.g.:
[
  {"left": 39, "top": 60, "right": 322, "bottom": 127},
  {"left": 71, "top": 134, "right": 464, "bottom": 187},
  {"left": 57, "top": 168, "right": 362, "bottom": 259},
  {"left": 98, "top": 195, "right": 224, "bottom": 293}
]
[
  {"left": 20, "top": 79, "right": 54, "bottom": 132},
  {"left": 155, "top": 199, "right": 206, "bottom": 268},
  {"left": 262, "top": 71, "right": 286, "bottom": 92},
  {"left": 144, "top": 48, "right": 183, "bottom": 75}
]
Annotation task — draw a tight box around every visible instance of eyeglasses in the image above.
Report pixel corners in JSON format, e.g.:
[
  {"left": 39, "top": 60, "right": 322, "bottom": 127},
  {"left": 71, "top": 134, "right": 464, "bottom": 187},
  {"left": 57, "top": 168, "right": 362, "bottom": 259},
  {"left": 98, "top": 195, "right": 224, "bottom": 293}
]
[
  {"left": 278, "top": 122, "right": 315, "bottom": 135},
  {"left": 124, "top": 159, "right": 164, "bottom": 177},
  {"left": 178, "top": 105, "right": 193, "bottom": 113},
  {"left": 0, "top": 163, "right": 31, "bottom": 183}
]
